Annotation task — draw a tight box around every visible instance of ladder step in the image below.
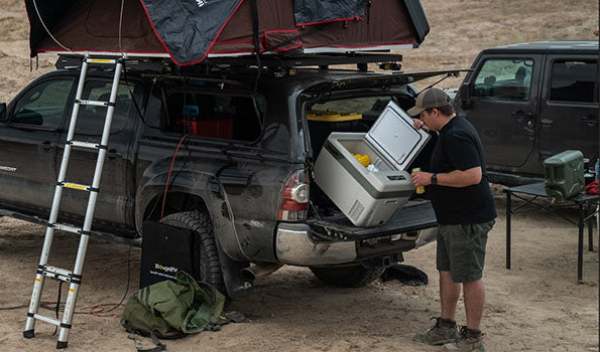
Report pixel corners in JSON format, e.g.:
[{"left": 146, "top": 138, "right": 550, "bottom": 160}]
[
  {"left": 33, "top": 314, "right": 60, "bottom": 327},
  {"left": 67, "top": 140, "right": 106, "bottom": 151},
  {"left": 50, "top": 222, "right": 92, "bottom": 237},
  {"left": 76, "top": 99, "right": 113, "bottom": 107},
  {"left": 37, "top": 265, "right": 74, "bottom": 283},
  {"left": 58, "top": 182, "right": 98, "bottom": 192},
  {"left": 85, "top": 58, "right": 117, "bottom": 65},
  {"left": 52, "top": 223, "right": 82, "bottom": 235}
]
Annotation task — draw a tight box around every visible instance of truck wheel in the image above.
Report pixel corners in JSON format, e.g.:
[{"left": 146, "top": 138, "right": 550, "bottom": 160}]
[
  {"left": 161, "top": 211, "right": 225, "bottom": 294},
  {"left": 309, "top": 265, "right": 385, "bottom": 288}
]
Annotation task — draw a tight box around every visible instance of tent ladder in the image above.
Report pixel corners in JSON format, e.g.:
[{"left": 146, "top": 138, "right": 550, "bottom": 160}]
[{"left": 23, "top": 54, "right": 124, "bottom": 349}]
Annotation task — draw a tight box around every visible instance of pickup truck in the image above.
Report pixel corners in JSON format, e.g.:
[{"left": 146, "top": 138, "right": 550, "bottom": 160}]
[
  {"left": 0, "top": 55, "right": 439, "bottom": 297},
  {"left": 455, "top": 41, "right": 599, "bottom": 185}
]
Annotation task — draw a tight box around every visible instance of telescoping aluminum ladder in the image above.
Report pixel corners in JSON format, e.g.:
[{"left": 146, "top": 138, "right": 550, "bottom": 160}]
[{"left": 23, "top": 55, "right": 123, "bottom": 349}]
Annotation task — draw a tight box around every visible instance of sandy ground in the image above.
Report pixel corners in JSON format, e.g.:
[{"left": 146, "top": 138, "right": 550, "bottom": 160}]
[{"left": 0, "top": 0, "right": 599, "bottom": 351}]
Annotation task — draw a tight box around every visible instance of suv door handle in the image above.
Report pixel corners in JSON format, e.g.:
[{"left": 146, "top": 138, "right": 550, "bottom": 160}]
[
  {"left": 540, "top": 118, "right": 553, "bottom": 127},
  {"left": 511, "top": 110, "right": 535, "bottom": 118},
  {"left": 581, "top": 114, "right": 598, "bottom": 127},
  {"left": 106, "top": 149, "right": 122, "bottom": 160},
  {"left": 40, "top": 141, "right": 54, "bottom": 152},
  {"left": 511, "top": 110, "right": 535, "bottom": 125}
]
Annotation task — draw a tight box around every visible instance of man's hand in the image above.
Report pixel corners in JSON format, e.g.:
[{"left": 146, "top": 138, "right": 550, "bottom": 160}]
[
  {"left": 411, "top": 171, "right": 433, "bottom": 187},
  {"left": 412, "top": 118, "right": 424, "bottom": 130}
]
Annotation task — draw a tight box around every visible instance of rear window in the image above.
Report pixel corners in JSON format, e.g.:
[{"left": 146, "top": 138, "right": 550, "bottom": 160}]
[
  {"left": 550, "top": 60, "right": 597, "bottom": 103},
  {"left": 163, "top": 89, "right": 262, "bottom": 142}
]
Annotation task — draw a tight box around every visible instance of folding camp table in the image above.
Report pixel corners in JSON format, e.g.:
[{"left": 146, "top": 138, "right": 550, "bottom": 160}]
[{"left": 504, "top": 182, "right": 599, "bottom": 283}]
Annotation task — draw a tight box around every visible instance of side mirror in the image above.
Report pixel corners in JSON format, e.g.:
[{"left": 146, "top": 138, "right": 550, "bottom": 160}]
[{"left": 0, "top": 103, "right": 7, "bottom": 122}]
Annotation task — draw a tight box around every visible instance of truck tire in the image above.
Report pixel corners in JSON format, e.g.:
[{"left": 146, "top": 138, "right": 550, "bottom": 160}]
[
  {"left": 161, "top": 211, "right": 225, "bottom": 294},
  {"left": 310, "top": 265, "right": 385, "bottom": 288}
]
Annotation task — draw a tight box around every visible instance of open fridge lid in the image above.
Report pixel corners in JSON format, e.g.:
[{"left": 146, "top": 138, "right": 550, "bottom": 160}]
[{"left": 366, "top": 101, "right": 430, "bottom": 171}]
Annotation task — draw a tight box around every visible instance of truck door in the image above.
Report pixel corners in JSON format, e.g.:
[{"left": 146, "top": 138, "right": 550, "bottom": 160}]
[
  {"left": 57, "top": 78, "right": 137, "bottom": 227},
  {"left": 539, "top": 56, "right": 598, "bottom": 162},
  {"left": 0, "top": 77, "right": 73, "bottom": 214},
  {"left": 460, "top": 55, "right": 543, "bottom": 169}
]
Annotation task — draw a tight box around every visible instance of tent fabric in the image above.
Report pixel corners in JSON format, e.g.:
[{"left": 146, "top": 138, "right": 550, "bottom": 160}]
[
  {"left": 25, "top": 0, "right": 75, "bottom": 54},
  {"left": 25, "top": 0, "right": 430, "bottom": 66},
  {"left": 293, "top": 0, "right": 367, "bottom": 27},
  {"left": 26, "top": 0, "right": 164, "bottom": 55},
  {"left": 139, "top": 0, "right": 244, "bottom": 65}
]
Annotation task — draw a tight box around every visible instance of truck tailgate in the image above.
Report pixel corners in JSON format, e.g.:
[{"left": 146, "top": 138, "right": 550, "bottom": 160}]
[{"left": 307, "top": 200, "right": 437, "bottom": 241}]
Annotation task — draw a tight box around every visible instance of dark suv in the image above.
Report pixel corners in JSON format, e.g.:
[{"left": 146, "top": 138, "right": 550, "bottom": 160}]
[
  {"left": 0, "top": 55, "right": 439, "bottom": 297},
  {"left": 455, "top": 41, "right": 599, "bottom": 185}
]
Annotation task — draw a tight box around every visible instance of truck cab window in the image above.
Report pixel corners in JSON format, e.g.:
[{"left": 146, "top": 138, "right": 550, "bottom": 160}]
[
  {"left": 550, "top": 60, "right": 597, "bottom": 103},
  {"left": 473, "top": 59, "right": 533, "bottom": 101},
  {"left": 12, "top": 79, "right": 73, "bottom": 128},
  {"left": 164, "top": 90, "right": 262, "bottom": 142},
  {"left": 75, "top": 80, "right": 134, "bottom": 135}
]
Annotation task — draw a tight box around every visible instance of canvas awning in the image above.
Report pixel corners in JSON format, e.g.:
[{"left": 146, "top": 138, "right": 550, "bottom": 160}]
[{"left": 26, "top": 0, "right": 430, "bottom": 66}]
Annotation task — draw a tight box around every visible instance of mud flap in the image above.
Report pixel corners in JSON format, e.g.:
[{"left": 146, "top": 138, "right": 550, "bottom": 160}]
[
  {"left": 208, "top": 176, "right": 252, "bottom": 298},
  {"left": 215, "top": 239, "right": 252, "bottom": 299}
]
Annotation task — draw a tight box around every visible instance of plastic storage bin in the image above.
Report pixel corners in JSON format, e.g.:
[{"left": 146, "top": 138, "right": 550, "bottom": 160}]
[
  {"left": 544, "top": 150, "right": 585, "bottom": 200},
  {"left": 314, "top": 101, "right": 430, "bottom": 227}
]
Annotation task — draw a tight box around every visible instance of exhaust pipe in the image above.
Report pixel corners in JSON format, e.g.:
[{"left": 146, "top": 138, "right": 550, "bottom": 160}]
[{"left": 241, "top": 263, "right": 283, "bottom": 282}]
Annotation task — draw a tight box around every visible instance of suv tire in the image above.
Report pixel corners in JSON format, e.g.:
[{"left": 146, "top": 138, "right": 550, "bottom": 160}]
[
  {"left": 310, "top": 265, "right": 385, "bottom": 288},
  {"left": 161, "top": 211, "right": 225, "bottom": 293}
]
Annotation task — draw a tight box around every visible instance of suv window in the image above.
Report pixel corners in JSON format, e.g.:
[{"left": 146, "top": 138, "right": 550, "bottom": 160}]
[
  {"left": 550, "top": 60, "right": 597, "bottom": 103},
  {"left": 76, "top": 80, "right": 135, "bottom": 135},
  {"left": 12, "top": 78, "right": 73, "bottom": 128},
  {"left": 164, "top": 89, "right": 262, "bottom": 142},
  {"left": 473, "top": 58, "right": 534, "bottom": 101}
]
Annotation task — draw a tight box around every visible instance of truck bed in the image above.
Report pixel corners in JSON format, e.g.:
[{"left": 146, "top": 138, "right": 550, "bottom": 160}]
[{"left": 307, "top": 200, "right": 437, "bottom": 241}]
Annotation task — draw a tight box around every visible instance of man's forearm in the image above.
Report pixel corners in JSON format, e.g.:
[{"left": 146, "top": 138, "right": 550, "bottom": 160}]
[{"left": 436, "top": 168, "right": 482, "bottom": 188}]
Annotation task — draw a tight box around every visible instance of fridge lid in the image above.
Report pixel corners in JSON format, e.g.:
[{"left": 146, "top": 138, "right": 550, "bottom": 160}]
[{"left": 366, "top": 101, "right": 430, "bottom": 170}]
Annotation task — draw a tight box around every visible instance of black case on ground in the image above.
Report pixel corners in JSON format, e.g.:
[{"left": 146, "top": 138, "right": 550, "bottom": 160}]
[{"left": 140, "top": 221, "right": 195, "bottom": 288}]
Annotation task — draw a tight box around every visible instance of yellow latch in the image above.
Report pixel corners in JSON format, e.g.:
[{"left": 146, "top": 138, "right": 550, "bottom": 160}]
[
  {"left": 63, "top": 183, "right": 89, "bottom": 191},
  {"left": 87, "top": 58, "right": 115, "bottom": 64}
]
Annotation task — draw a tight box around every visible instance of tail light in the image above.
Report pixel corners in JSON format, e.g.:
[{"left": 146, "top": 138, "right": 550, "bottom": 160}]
[{"left": 277, "top": 169, "right": 309, "bottom": 221}]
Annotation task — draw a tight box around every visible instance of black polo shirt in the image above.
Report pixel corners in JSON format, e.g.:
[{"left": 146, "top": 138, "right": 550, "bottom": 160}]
[{"left": 428, "top": 115, "right": 497, "bottom": 225}]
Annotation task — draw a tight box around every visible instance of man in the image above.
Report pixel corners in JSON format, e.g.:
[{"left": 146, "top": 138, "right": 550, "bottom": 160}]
[{"left": 408, "top": 88, "right": 496, "bottom": 352}]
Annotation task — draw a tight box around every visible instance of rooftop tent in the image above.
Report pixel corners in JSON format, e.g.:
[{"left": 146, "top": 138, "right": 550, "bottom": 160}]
[{"left": 26, "top": 0, "right": 430, "bottom": 66}]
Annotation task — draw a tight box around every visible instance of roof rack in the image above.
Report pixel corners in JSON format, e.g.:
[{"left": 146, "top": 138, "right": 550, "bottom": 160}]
[
  {"left": 55, "top": 52, "right": 403, "bottom": 73},
  {"left": 206, "top": 53, "right": 403, "bottom": 70},
  {"left": 55, "top": 54, "right": 173, "bottom": 73}
]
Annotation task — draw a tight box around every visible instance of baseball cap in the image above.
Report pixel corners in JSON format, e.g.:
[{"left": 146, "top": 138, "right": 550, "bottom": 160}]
[{"left": 407, "top": 88, "right": 452, "bottom": 116}]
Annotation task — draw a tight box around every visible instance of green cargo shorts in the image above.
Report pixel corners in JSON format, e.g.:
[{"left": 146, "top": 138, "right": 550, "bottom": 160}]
[{"left": 436, "top": 221, "right": 495, "bottom": 283}]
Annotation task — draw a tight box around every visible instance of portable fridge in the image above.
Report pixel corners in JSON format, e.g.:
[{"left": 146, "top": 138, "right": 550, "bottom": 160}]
[
  {"left": 544, "top": 150, "right": 585, "bottom": 200},
  {"left": 314, "top": 101, "right": 431, "bottom": 227}
]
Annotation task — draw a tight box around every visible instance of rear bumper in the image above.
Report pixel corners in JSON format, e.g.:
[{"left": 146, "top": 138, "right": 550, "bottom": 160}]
[{"left": 274, "top": 222, "right": 436, "bottom": 266}]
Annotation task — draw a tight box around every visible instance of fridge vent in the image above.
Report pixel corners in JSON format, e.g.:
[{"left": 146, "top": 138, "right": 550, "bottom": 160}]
[{"left": 349, "top": 200, "right": 365, "bottom": 221}]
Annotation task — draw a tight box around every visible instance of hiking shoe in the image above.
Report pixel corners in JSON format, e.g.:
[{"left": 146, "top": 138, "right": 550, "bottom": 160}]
[
  {"left": 414, "top": 317, "right": 459, "bottom": 346},
  {"left": 443, "top": 326, "right": 485, "bottom": 352}
]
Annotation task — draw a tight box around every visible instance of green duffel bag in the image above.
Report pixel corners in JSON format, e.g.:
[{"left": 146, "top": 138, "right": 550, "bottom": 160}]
[{"left": 121, "top": 271, "right": 225, "bottom": 339}]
